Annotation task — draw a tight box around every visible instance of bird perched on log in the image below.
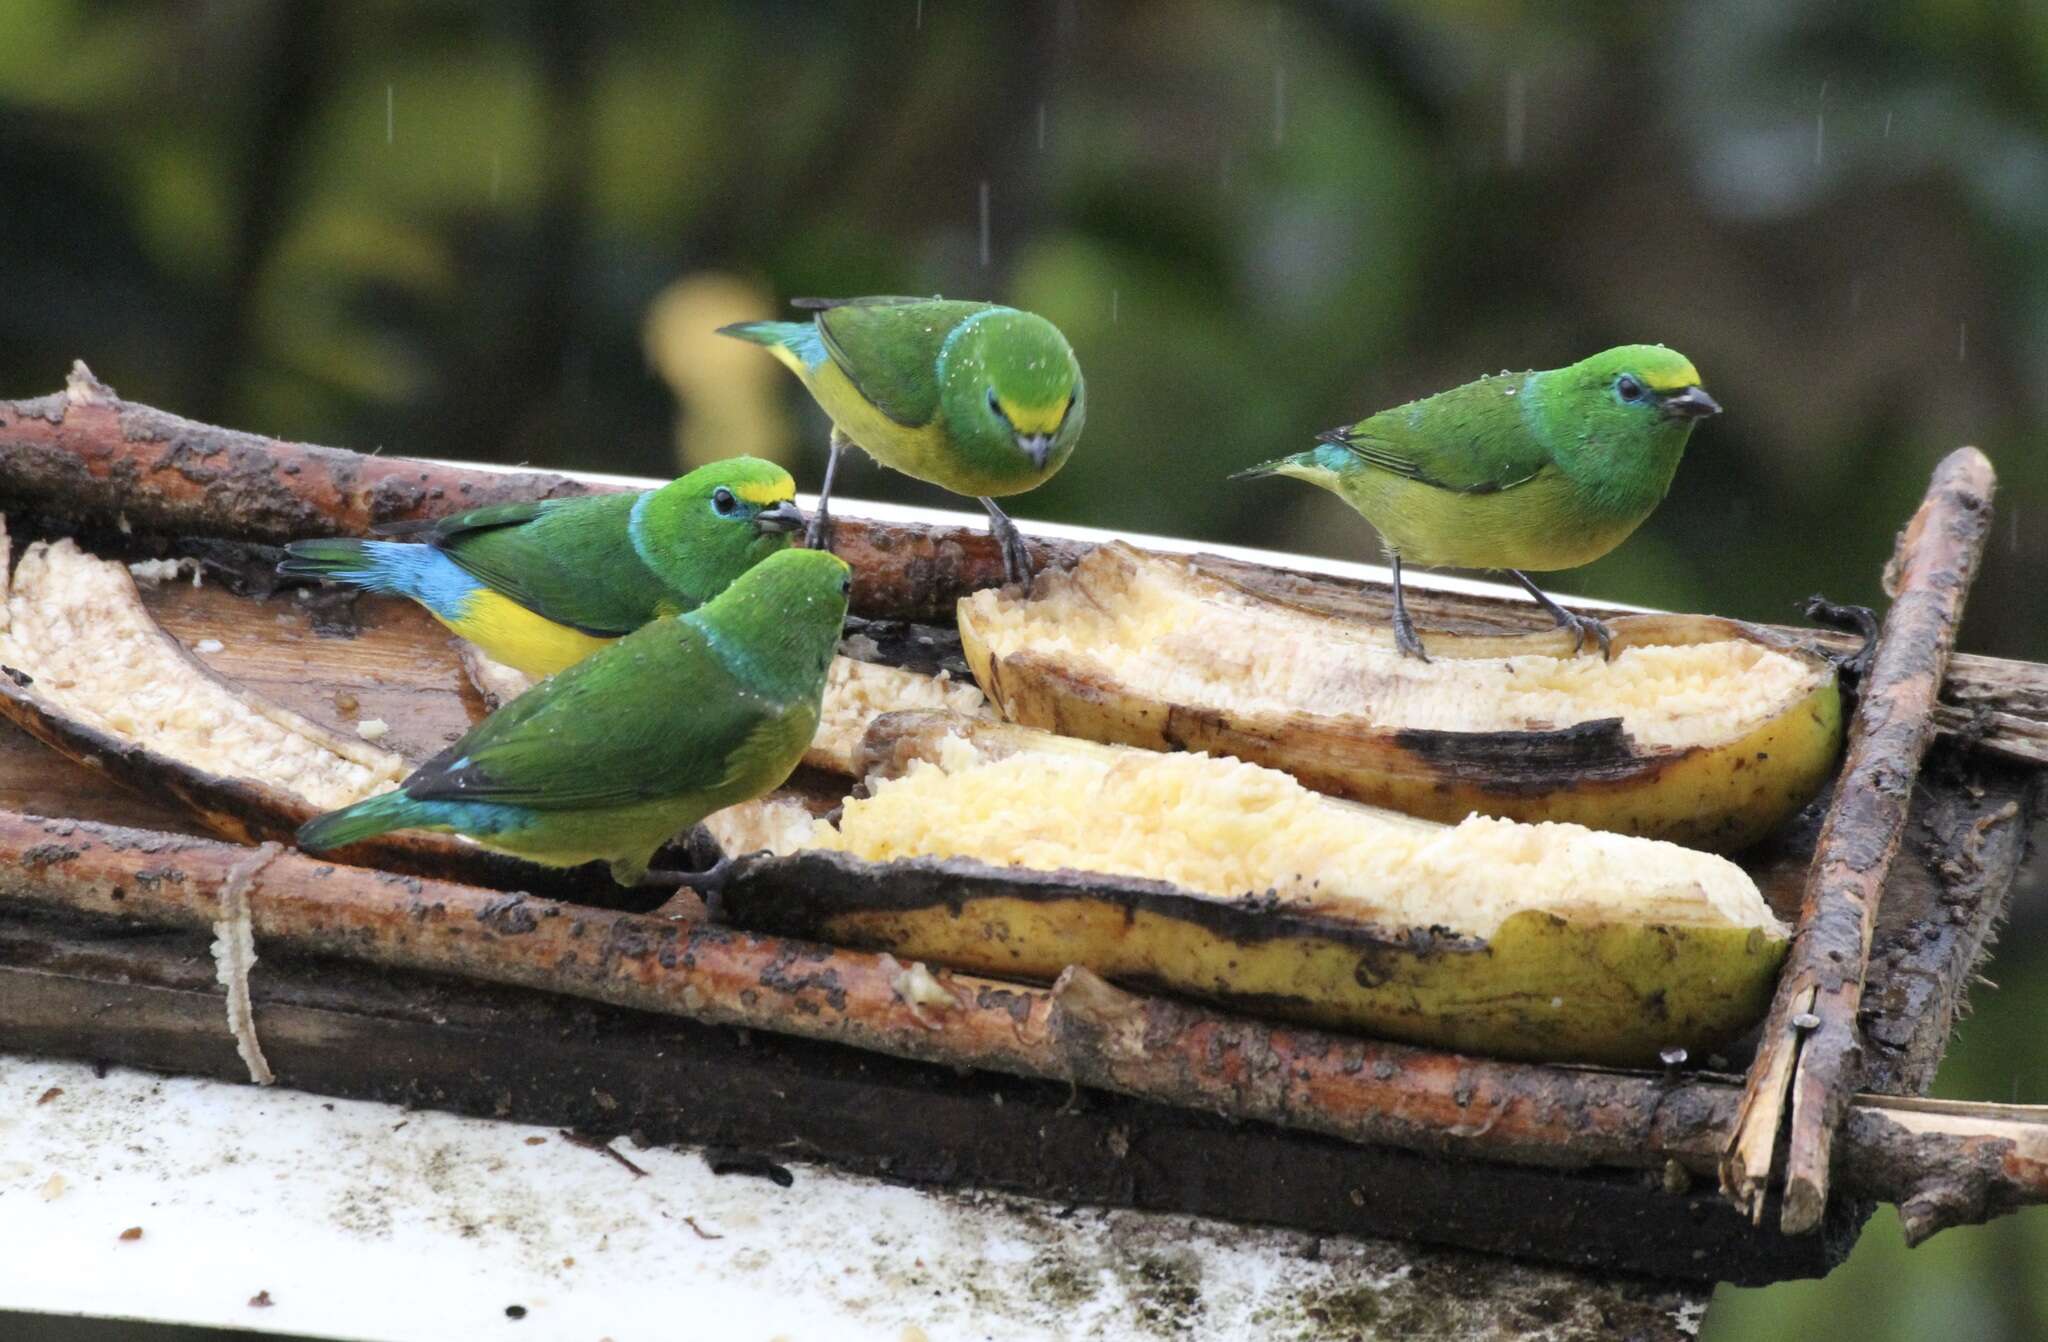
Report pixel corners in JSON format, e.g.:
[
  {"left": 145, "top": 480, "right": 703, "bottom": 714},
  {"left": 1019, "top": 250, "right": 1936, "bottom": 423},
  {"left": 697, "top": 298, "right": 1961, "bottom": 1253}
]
[
  {"left": 720, "top": 296, "right": 1086, "bottom": 584},
  {"left": 278, "top": 458, "right": 805, "bottom": 678},
  {"left": 296, "top": 548, "right": 852, "bottom": 887},
  {"left": 1234, "top": 345, "right": 1719, "bottom": 660}
]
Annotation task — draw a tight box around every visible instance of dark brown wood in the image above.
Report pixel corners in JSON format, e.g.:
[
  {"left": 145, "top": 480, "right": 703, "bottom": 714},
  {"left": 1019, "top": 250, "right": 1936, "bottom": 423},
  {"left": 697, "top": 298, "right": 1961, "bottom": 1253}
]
[
  {"left": 1723, "top": 448, "right": 1998, "bottom": 1232},
  {"left": 0, "top": 906, "right": 1814, "bottom": 1288},
  {"left": 1858, "top": 745, "right": 2040, "bottom": 1097}
]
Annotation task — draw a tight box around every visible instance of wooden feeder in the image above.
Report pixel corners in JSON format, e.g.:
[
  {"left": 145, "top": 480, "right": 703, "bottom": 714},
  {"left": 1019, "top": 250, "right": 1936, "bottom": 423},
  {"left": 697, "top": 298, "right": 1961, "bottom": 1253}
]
[{"left": 1, "top": 363, "right": 2042, "bottom": 1319}]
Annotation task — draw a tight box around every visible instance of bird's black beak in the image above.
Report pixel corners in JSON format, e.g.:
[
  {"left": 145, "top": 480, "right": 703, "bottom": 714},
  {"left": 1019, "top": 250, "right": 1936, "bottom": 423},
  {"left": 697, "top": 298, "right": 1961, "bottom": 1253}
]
[
  {"left": 1016, "top": 432, "right": 1054, "bottom": 472},
  {"left": 752, "top": 500, "right": 807, "bottom": 534},
  {"left": 1658, "top": 386, "right": 1722, "bottom": 422}
]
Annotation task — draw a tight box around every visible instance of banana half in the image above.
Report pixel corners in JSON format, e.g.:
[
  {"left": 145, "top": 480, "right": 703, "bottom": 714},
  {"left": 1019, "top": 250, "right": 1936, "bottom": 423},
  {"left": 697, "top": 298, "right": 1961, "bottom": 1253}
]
[
  {"left": 713, "top": 713, "right": 1792, "bottom": 1066},
  {"left": 956, "top": 544, "right": 1843, "bottom": 851}
]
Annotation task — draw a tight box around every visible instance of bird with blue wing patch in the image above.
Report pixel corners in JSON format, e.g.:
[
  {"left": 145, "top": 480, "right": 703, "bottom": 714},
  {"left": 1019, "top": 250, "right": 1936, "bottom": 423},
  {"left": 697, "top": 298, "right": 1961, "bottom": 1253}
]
[{"left": 278, "top": 458, "right": 805, "bottom": 678}]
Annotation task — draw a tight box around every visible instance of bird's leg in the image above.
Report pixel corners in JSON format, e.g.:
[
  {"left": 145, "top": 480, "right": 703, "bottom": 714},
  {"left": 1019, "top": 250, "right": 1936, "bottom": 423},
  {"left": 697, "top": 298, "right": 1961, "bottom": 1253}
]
[
  {"left": 979, "top": 496, "right": 1034, "bottom": 586},
  {"left": 1389, "top": 554, "right": 1429, "bottom": 662},
  {"left": 1507, "top": 569, "right": 1612, "bottom": 660},
  {"left": 634, "top": 854, "right": 737, "bottom": 917},
  {"left": 806, "top": 429, "right": 846, "bottom": 554}
]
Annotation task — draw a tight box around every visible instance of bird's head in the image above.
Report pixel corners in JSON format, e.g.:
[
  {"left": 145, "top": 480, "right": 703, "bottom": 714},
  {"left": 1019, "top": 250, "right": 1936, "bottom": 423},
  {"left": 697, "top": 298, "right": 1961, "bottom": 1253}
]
[
  {"left": 635, "top": 457, "right": 805, "bottom": 602},
  {"left": 938, "top": 309, "right": 1085, "bottom": 482},
  {"left": 1566, "top": 345, "right": 1721, "bottom": 427},
  {"left": 702, "top": 547, "right": 854, "bottom": 677}
]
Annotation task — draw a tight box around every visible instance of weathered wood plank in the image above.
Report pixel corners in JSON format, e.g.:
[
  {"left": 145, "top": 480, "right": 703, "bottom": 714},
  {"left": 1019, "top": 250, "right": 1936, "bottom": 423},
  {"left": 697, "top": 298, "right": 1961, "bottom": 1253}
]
[{"left": 0, "top": 907, "right": 1840, "bottom": 1287}]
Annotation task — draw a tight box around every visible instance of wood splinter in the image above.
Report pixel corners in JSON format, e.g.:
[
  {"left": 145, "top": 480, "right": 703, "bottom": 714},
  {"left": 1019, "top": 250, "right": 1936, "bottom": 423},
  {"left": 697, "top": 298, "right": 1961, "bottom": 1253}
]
[{"left": 1721, "top": 447, "right": 1998, "bottom": 1233}]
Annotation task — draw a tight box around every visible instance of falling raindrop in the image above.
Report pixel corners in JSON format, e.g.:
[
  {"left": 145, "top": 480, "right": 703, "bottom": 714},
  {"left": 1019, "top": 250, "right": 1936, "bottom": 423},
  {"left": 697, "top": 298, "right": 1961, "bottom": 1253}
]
[
  {"left": 1958, "top": 320, "right": 1968, "bottom": 362},
  {"left": 1111, "top": 289, "right": 1120, "bottom": 325},
  {"left": 2011, "top": 508, "right": 2021, "bottom": 555},
  {"left": 1219, "top": 146, "right": 1232, "bottom": 192},
  {"left": 1884, "top": 111, "right": 1894, "bottom": 139},
  {"left": 915, "top": 0, "right": 924, "bottom": 30},
  {"left": 1504, "top": 70, "right": 1527, "bottom": 167},
  {"left": 1036, "top": 102, "right": 1047, "bottom": 151},
  {"left": 1272, "top": 65, "right": 1287, "bottom": 149},
  {"left": 1814, "top": 80, "right": 1827, "bottom": 167},
  {"left": 978, "top": 180, "right": 991, "bottom": 268},
  {"left": 489, "top": 151, "right": 502, "bottom": 202},
  {"left": 386, "top": 84, "right": 395, "bottom": 145}
]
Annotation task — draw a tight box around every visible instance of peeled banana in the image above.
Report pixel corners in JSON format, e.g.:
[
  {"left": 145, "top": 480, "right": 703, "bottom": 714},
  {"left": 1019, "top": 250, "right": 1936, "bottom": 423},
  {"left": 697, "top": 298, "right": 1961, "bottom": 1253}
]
[
  {"left": 957, "top": 544, "right": 1842, "bottom": 851},
  {"left": 716, "top": 713, "right": 1792, "bottom": 1066}
]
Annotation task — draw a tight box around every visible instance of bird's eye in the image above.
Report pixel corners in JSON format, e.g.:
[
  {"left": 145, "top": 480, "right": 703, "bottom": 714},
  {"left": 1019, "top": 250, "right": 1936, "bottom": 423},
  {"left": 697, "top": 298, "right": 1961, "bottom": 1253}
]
[
  {"left": 1616, "top": 375, "right": 1644, "bottom": 402},
  {"left": 712, "top": 487, "right": 738, "bottom": 515},
  {"left": 986, "top": 387, "right": 1008, "bottom": 423},
  {"left": 839, "top": 575, "right": 852, "bottom": 595}
]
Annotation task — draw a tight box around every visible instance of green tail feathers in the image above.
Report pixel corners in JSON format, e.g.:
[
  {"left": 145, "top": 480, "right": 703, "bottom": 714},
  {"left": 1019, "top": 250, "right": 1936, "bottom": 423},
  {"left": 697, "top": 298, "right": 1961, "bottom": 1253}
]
[
  {"left": 296, "top": 790, "right": 416, "bottom": 853},
  {"left": 276, "top": 537, "right": 374, "bottom": 580},
  {"left": 1231, "top": 444, "right": 1347, "bottom": 483},
  {"left": 1229, "top": 453, "right": 1306, "bottom": 481},
  {"left": 715, "top": 319, "right": 810, "bottom": 346}
]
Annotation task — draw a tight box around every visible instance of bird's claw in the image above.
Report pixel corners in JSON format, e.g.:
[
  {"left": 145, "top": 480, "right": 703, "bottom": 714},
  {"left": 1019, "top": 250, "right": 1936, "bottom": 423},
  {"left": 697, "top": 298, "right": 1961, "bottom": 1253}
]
[
  {"left": 997, "top": 526, "right": 1033, "bottom": 587},
  {"left": 803, "top": 508, "right": 836, "bottom": 556},
  {"left": 1561, "top": 611, "right": 1613, "bottom": 660},
  {"left": 1391, "top": 607, "right": 1431, "bottom": 662},
  {"left": 980, "top": 498, "right": 1035, "bottom": 587},
  {"left": 638, "top": 855, "right": 734, "bottom": 905}
]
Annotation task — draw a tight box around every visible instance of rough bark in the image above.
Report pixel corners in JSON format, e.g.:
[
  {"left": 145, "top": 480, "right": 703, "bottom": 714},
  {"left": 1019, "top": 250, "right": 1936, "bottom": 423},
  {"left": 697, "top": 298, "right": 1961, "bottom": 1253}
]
[{"left": 1722, "top": 448, "right": 1998, "bottom": 1233}]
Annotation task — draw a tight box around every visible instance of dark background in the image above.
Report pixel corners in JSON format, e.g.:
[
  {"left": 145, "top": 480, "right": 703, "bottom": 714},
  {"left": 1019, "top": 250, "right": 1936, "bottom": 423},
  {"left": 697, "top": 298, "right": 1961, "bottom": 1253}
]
[{"left": 1, "top": 2, "right": 2042, "bottom": 1334}]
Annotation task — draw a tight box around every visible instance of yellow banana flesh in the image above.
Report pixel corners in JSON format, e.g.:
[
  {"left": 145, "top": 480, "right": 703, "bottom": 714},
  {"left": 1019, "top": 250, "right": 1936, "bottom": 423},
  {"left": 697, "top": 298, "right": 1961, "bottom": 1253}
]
[
  {"left": 956, "top": 543, "right": 1843, "bottom": 852},
  {"left": 714, "top": 713, "right": 1791, "bottom": 1066}
]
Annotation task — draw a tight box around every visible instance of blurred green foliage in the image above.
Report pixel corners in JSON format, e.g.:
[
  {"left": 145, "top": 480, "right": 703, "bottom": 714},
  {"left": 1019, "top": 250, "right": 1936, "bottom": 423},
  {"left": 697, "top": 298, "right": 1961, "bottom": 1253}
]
[{"left": 0, "top": 1, "right": 2042, "bottom": 1332}]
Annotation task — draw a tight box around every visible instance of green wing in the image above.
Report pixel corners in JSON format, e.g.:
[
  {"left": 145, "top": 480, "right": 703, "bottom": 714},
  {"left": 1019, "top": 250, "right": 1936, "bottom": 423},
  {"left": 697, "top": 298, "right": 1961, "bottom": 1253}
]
[
  {"left": 406, "top": 617, "right": 771, "bottom": 810},
  {"left": 424, "top": 492, "right": 677, "bottom": 637},
  {"left": 1323, "top": 373, "right": 1553, "bottom": 495},
  {"left": 813, "top": 298, "right": 992, "bottom": 427}
]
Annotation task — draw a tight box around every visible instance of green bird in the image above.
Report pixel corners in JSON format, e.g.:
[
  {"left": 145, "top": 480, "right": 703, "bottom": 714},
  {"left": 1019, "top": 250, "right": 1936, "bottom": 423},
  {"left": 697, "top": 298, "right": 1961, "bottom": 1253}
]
[
  {"left": 297, "top": 548, "right": 852, "bottom": 886},
  {"left": 278, "top": 458, "right": 806, "bottom": 679},
  {"left": 1234, "top": 345, "right": 1720, "bottom": 660},
  {"left": 720, "top": 296, "right": 1086, "bottom": 583}
]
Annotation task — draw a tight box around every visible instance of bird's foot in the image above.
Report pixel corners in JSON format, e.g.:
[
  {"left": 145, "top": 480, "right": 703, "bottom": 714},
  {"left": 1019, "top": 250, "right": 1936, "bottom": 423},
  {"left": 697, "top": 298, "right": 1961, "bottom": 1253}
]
[
  {"left": 1803, "top": 594, "right": 1879, "bottom": 685},
  {"left": 1388, "top": 556, "right": 1430, "bottom": 662},
  {"left": 1507, "top": 570, "right": 1612, "bottom": 660},
  {"left": 1391, "top": 605, "right": 1431, "bottom": 662},
  {"left": 633, "top": 855, "right": 735, "bottom": 916},
  {"left": 1557, "top": 609, "right": 1613, "bottom": 660},
  {"left": 806, "top": 430, "right": 846, "bottom": 554},
  {"left": 980, "top": 498, "right": 1035, "bottom": 587},
  {"left": 803, "top": 506, "right": 836, "bottom": 556}
]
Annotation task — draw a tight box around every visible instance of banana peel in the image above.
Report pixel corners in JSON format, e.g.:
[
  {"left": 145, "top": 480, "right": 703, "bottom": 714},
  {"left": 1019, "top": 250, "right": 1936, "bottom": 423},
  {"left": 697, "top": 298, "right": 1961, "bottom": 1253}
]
[
  {"left": 956, "top": 543, "right": 1843, "bottom": 852},
  {"left": 716, "top": 713, "right": 1791, "bottom": 1066}
]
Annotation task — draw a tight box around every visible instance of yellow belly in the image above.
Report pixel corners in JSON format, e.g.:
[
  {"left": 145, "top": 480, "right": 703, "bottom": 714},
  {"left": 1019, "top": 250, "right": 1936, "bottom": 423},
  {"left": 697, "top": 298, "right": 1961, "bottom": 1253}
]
[
  {"left": 793, "top": 358, "right": 1034, "bottom": 497},
  {"left": 441, "top": 589, "right": 617, "bottom": 679},
  {"left": 1336, "top": 470, "right": 1651, "bottom": 572}
]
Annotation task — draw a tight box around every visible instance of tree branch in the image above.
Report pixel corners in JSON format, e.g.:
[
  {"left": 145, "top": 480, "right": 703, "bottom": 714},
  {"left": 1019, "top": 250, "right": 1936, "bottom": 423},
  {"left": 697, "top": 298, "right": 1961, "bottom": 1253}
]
[{"left": 1721, "top": 448, "right": 1997, "bottom": 1232}]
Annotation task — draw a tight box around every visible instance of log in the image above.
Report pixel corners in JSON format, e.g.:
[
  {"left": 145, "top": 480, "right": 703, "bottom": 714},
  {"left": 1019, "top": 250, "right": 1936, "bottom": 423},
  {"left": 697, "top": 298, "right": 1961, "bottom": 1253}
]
[
  {"left": 1721, "top": 448, "right": 1997, "bottom": 1232},
  {"left": 0, "top": 807, "right": 2042, "bottom": 1250}
]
